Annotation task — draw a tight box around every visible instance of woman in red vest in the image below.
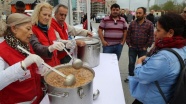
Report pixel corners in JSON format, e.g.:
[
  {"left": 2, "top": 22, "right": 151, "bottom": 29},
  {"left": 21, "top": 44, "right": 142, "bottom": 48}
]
[
  {"left": 30, "top": 2, "right": 64, "bottom": 67},
  {"left": 0, "top": 13, "right": 45, "bottom": 104}
]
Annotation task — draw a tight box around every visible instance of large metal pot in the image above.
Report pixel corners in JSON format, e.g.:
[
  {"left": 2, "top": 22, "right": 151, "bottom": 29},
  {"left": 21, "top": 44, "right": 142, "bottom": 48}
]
[
  {"left": 76, "top": 37, "right": 100, "bottom": 68},
  {"left": 44, "top": 65, "right": 95, "bottom": 104}
]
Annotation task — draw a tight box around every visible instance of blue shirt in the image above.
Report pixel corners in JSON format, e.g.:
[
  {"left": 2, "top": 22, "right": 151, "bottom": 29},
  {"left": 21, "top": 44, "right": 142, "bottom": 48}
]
[{"left": 129, "top": 46, "right": 186, "bottom": 104}]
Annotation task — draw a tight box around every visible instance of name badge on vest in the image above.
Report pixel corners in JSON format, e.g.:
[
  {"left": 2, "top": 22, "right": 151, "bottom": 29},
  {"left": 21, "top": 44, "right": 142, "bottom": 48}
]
[{"left": 19, "top": 70, "right": 31, "bottom": 82}]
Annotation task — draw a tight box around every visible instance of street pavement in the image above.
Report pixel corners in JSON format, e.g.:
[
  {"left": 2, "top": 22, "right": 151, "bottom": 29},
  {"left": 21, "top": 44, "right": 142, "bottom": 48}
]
[{"left": 91, "top": 20, "right": 134, "bottom": 104}]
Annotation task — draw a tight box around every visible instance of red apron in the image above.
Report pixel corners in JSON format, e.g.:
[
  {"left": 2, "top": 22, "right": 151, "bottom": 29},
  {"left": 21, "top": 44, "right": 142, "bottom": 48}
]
[
  {"left": 32, "top": 25, "right": 60, "bottom": 66},
  {"left": 51, "top": 18, "right": 69, "bottom": 60},
  {"left": 0, "top": 42, "right": 43, "bottom": 104}
]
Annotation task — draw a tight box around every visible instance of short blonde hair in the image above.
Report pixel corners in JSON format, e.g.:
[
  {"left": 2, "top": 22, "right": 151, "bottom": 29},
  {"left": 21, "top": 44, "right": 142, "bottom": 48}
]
[{"left": 32, "top": 2, "right": 53, "bottom": 27}]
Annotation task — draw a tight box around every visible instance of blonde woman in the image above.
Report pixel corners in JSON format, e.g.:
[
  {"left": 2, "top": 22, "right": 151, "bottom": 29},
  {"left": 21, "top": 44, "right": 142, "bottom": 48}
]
[
  {"left": 0, "top": 13, "right": 45, "bottom": 104},
  {"left": 30, "top": 2, "right": 64, "bottom": 67}
]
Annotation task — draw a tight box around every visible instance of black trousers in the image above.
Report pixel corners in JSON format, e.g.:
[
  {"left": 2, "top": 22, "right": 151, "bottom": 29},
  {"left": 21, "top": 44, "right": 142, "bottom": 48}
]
[
  {"left": 132, "top": 99, "right": 143, "bottom": 104},
  {"left": 128, "top": 47, "right": 147, "bottom": 76}
]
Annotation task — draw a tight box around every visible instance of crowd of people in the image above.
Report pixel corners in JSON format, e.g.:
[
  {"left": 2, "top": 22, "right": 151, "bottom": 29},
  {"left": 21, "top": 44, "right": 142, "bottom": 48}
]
[
  {"left": 98, "top": 3, "right": 186, "bottom": 104},
  {"left": 1, "top": 1, "right": 186, "bottom": 104}
]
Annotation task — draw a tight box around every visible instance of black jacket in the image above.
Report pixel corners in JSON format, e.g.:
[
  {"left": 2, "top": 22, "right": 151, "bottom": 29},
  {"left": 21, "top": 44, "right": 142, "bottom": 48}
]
[
  {"left": 120, "top": 14, "right": 128, "bottom": 23},
  {"left": 146, "top": 14, "right": 154, "bottom": 24}
]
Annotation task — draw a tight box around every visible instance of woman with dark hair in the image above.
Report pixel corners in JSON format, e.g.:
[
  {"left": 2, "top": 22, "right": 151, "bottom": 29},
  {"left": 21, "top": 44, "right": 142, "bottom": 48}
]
[
  {"left": 83, "top": 13, "right": 93, "bottom": 31},
  {"left": 129, "top": 13, "right": 186, "bottom": 104}
]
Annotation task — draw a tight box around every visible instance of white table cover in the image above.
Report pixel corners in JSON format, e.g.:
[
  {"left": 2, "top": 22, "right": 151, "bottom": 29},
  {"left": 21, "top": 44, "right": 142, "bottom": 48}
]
[{"left": 40, "top": 53, "right": 126, "bottom": 104}]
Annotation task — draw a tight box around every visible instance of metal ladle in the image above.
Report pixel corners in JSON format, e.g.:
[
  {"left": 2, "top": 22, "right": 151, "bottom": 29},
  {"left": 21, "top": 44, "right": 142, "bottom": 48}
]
[
  {"left": 63, "top": 47, "right": 83, "bottom": 69},
  {"left": 17, "top": 45, "right": 76, "bottom": 86},
  {"left": 57, "top": 40, "right": 83, "bottom": 69}
]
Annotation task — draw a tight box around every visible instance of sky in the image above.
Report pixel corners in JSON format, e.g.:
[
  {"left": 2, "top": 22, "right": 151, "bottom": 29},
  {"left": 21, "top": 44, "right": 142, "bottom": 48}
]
[{"left": 117, "top": 0, "right": 156, "bottom": 11}]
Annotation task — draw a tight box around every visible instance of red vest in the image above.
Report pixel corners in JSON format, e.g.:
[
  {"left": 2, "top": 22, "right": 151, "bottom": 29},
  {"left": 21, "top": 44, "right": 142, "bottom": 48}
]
[
  {"left": 32, "top": 25, "right": 60, "bottom": 66},
  {"left": 51, "top": 18, "right": 68, "bottom": 40},
  {"left": 83, "top": 20, "right": 88, "bottom": 30},
  {"left": 51, "top": 18, "right": 69, "bottom": 60},
  {"left": 0, "top": 42, "right": 43, "bottom": 104}
]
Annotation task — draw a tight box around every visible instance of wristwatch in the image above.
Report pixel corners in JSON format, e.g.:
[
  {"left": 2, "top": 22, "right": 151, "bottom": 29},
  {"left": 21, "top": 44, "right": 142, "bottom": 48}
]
[{"left": 21, "top": 61, "right": 27, "bottom": 71}]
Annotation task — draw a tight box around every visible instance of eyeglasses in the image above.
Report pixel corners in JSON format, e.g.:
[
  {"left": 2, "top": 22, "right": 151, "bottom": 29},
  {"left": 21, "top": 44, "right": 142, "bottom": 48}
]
[
  {"left": 114, "top": 20, "right": 117, "bottom": 25},
  {"left": 184, "top": 11, "right": 186, "bottom": 13}
]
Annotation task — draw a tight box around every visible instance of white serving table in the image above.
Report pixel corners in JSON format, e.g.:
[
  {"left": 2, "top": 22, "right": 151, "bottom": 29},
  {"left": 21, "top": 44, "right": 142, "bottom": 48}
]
[{"left": 40, "top": 53, "right": 126, "bottom": 104}]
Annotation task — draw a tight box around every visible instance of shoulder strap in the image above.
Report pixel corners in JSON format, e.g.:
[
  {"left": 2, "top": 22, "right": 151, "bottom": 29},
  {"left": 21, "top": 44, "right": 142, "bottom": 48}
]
[
  {"left": 155, "top": 81, "right": 167, "bottom": 103},
  {"left": 155, "top": 48, "right": 185, "bottom": 104},
  {"left": 162, "top": 48, "right": 185, "bottom": 67}
]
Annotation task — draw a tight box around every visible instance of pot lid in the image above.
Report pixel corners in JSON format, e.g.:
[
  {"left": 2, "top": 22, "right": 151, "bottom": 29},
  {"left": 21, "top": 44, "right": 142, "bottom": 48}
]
[{"left": 76, "top": 37, "right": 100, "bottom": 45}]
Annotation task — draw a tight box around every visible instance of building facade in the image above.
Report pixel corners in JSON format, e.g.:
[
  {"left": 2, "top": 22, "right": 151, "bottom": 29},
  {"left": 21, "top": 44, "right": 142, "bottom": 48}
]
[
  {"left": 72, "top": 0, "right": 77, "bottom": 10},
  {"left": 91, "top": 0, "right": 105, "bottom": 15},
  {"left": 91, "top": 0, "right": 116, "bottom": 15},
  {"left": 79, "top": 0, "right": 87, "bottom": 13},
  {"left": 105, "top": 0, "right": 116, "bottom": 14}
]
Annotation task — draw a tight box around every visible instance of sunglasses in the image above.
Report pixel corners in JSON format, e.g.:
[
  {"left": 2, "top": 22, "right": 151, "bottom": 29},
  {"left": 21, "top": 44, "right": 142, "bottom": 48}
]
[{"left": 114, "top": 20, "right": 117, "bottom": 25}]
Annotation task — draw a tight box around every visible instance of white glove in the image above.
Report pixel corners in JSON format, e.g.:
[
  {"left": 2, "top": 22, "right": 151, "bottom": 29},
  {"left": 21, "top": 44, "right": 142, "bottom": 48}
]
[
  {"left": 48, "top": 41, "right": 65, "bottom": 52},
  {"left": 37, "top": 65, "right": 50, "bottom": 76},
  {"left": 22, "top": 54, "right": 44, "bottom": 68},
  {"left": 66, "top": 40, "right": 76, "bottom": 49}
]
